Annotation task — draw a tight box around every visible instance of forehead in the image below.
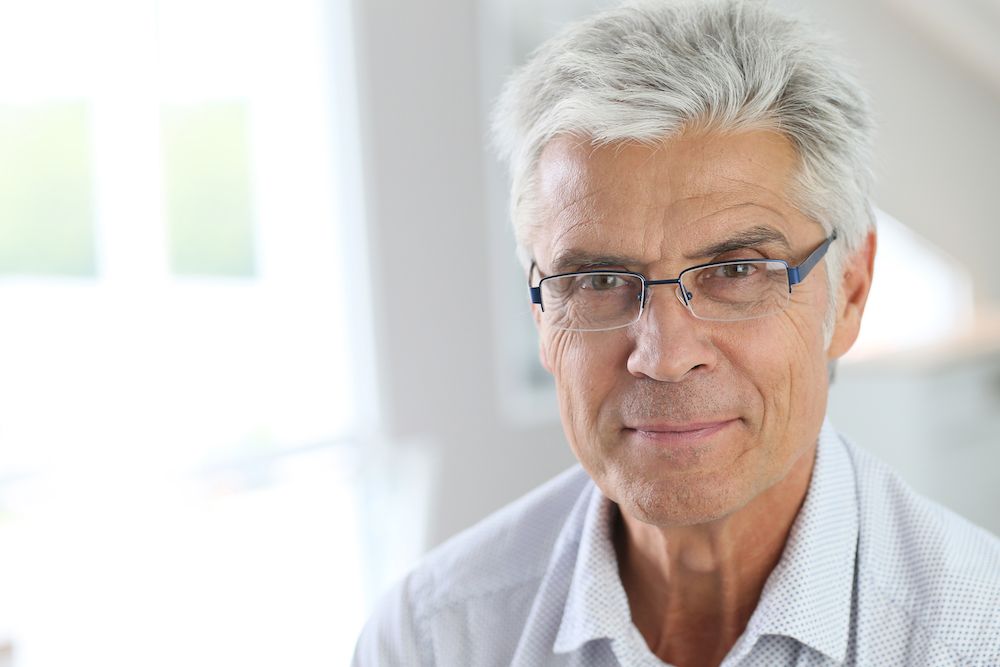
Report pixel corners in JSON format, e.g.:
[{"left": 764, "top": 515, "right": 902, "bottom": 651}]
[{"left": 532, "top": 130, "right": 812, "bottom": 268}]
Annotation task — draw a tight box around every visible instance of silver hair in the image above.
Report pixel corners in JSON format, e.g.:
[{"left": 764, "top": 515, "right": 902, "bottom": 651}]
[{"left": 491, "top": 0, "right": 876, "bottom": 344}]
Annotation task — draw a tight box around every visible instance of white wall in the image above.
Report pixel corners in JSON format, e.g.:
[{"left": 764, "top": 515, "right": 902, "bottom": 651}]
[
  {"left": 768, "top": 0, "right": 1000, "bottom": 306},
  {"left": 351, "top": 0, "right": 572, "bottom": 549},
  {"left": 830, "top": 344, "right": 1000, "bottom": 535}
]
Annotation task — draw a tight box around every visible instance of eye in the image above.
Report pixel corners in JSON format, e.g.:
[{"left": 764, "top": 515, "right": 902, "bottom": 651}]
[
  {"left": 580, "top": 274, "right": 628, "bottom": 290},
  {"left": 715, "top": 263, "right": 758, "bottom": 279}
]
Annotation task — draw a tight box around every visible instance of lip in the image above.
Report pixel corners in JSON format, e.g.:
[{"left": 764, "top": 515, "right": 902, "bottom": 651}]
[{"left": 624, "top": 418, "right": 739, "bottom": 445}]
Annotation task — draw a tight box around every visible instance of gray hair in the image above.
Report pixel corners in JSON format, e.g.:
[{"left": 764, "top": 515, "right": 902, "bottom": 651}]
[{"left": 491, "top": 0, "right": 876, "bottom": 343}]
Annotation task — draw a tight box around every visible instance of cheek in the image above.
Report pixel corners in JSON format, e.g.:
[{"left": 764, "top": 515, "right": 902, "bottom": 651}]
[
  {"left": 717, "top": 310, "right": 827, "bottom": 429},
  {"left": 762, "top": 317, "right": 831, "bottom": 449},
  {"left": 546, "top": 330, "right": 626, "bottom": 427}
]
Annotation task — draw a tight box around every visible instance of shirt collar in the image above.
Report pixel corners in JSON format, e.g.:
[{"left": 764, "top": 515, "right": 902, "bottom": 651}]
[
  {"left": 739, "top": 418, "right": 859, "bottom": 663},
  {"left": 553, "top": 484, "right": 635, "bottom": 654},
  {"left": 552, "top": 418, "right": 858, "bottom": 662}
]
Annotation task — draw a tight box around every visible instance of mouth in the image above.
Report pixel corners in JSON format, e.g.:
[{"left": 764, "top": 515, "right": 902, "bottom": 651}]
[{"left": 623, "top": 418, "right": 740, "bottom": 446}]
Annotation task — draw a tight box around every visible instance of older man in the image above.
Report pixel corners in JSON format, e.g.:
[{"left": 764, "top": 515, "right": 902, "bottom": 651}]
[{"left": 354, "top": 1, "right": 1000, "bottom": 665}]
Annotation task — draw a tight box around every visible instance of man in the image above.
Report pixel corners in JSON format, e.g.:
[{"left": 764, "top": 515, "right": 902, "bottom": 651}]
[{"left": 354, "top": 1, "right": 1000, "bottom": 665}]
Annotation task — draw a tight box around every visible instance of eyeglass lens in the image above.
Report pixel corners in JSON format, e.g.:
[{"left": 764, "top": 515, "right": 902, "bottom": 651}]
[{"left": 539, "top": 260, "right": 792, "bottom": 331}]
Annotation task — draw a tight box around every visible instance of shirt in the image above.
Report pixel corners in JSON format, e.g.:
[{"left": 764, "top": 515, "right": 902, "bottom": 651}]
[{"left": 352, "top": 420, "right": 1000, "bottom": 666}]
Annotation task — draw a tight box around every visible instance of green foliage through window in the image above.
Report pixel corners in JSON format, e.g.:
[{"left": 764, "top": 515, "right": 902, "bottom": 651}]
[
  {"left": 0, "top": 102, "right": 97, "bottom": 277},
  {"left": 163, "top": 102, "right": 257, "bottom": 277}
]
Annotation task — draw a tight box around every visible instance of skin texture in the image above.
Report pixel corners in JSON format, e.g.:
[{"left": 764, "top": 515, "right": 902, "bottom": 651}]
[{"left": 530, "top": 130, "right": 875, "bottom": 667}]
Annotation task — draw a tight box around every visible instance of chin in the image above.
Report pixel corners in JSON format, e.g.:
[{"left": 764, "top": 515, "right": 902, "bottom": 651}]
[{"left": 606, "top": 467, "right": 752, "bottom": 528}]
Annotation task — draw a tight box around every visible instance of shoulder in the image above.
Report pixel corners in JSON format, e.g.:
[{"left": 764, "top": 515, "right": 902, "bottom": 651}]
[
  {"left": 843, "top": 436, "right": 1000, "bottom": 664},
  {"left": 407, "top": 463, "right": 592, "bottom": 610},
  {"left": 352, "top": 465, "right": 594, "bottom": 665}
]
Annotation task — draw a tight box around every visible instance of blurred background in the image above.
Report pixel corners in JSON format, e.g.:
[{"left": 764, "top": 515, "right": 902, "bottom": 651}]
[{"left": 0, "top": 0, "right": 997, "bottom": 665}]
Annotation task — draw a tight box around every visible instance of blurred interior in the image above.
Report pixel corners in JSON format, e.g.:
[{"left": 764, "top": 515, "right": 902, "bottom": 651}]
[{"left": 0, "top": 0, "right": 997, "bottom": 665}]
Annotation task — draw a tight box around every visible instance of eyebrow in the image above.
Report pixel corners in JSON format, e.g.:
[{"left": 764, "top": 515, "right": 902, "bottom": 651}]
[
  {"left": 684, "top": 225, "right": 792, "bottom": 260},
  {"left": 545, "top": 225, "right": 793, "bottom": 275},
  {"left": 548, "top": 250, "right": 641, "bottom": 274}
]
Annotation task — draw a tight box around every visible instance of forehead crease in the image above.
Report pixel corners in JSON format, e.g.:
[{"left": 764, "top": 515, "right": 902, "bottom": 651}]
[
  {"left": 546, "top": 219, "right": 655, "bottom": 266},
  {"left": 535, "top": 132, "right": 804, "bottom": 266},
  {"left": 549, "top": 198, "right": 662, "bottom": 245},
  {"left": 666, "top": 188, "right": 799, "bottom": 237},
  {"left": 542, "top": 142, "right": 663, "bottom": 205},
  {"left": 684, "top": 201, "right": 790, "bottom": 228},
  {"left": 716, "top": 175, "right": 792, "bottom": 203},
  {"left": 547, "top": 217, "right": 605, "bottom": 254}
]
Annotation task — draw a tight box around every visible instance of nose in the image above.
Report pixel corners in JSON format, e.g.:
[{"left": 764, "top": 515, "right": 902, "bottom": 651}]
[{"left": 626, "top": 284, "right": 718, "bottom": 382}]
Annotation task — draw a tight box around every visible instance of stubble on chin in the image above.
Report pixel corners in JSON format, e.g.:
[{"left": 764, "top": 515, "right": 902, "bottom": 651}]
[
  {"left": 583, "top": 376, "right": 763, "bottom": 526},
  {"left": 607, "top": 451, "right": 761, "bottom": 527}
]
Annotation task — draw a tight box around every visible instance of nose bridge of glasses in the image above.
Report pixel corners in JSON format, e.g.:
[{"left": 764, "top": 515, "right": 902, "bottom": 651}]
[{"left": 644, "top": 277, "right": 690, "bottom": 308}]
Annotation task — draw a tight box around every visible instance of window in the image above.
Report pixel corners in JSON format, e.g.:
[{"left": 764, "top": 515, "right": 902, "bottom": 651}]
[{"left": 0, "top": 0, "right": 371, "bottom": 664}]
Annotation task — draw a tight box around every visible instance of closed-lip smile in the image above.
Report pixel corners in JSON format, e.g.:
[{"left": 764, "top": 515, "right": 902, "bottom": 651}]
[{"left": 624, "top": 418, "right": 740, "bottom": 444}]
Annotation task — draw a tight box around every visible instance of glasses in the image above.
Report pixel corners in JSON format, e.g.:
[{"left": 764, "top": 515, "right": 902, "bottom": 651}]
[{"left": 529, "top": 231, "right": 837, "bottom": 332}]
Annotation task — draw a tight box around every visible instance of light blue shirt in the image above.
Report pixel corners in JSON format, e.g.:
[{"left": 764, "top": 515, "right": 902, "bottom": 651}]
[{"left": 353, "top": 421, "right": 1000, "bottom": 665}]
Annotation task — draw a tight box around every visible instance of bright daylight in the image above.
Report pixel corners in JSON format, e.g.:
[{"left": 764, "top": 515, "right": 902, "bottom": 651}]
[{"left": 0, "top": 0, "right": 369, "bottom": 665}]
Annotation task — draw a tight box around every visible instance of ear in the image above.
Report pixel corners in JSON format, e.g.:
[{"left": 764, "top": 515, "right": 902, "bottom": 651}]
[
  {"left": 532, "top": 303, "right": 554, "bottom": 374},
  {"left": 827, "top": 230, "right": 876, "bottom": 360}
]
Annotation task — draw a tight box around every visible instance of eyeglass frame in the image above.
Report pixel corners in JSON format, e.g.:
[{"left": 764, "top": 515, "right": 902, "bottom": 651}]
[{"left": 528, "top": 230, "right": 838, "bottom": 329}]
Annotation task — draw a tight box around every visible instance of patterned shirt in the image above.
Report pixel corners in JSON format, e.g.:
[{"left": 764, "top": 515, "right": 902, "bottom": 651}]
[{"left": 353, "top": 420, "right": 1000, "bottom": 665}]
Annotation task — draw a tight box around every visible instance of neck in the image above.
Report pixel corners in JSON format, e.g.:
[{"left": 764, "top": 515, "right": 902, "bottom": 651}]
[{"left": 614, "top": 444, "right": 816, "bottom": 667}]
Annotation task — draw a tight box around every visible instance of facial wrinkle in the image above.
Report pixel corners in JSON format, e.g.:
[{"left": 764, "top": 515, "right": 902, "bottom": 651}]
[
  {"left": 716, "top": 174, "right": 794, "bottom": 207},
  {"left": 547, "top": 180, "right": 617, "bottom": 221},
  {"left": 546, "top": 217, "right": 607, "bottom": 260}
]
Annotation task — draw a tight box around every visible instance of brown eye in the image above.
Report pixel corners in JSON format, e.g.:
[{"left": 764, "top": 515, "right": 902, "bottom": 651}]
[
  {"left": 582, "top": 274, "right": 627, "bottom": 290},
  {"left": 716, "top": 263, "right": 757, "bottom": 279}
]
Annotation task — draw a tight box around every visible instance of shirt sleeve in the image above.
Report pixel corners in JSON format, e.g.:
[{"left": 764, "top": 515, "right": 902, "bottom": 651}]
[{"left": 351, "top": 577, "right": 426, "bottom": 667}]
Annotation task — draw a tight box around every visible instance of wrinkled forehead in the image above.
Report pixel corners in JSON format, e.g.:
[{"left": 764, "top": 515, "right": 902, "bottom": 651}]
[{"left": 530, "top": 131, "right": 817, "bottom": 270}]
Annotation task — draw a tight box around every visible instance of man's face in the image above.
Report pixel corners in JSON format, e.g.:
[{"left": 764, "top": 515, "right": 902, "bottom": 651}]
[{"left": 530, "top": 130, "right": 865, "bottom": 527}]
